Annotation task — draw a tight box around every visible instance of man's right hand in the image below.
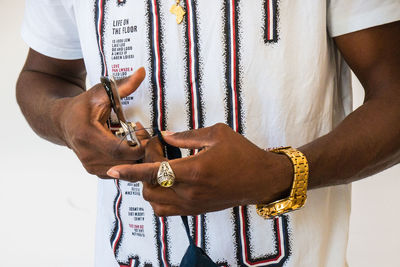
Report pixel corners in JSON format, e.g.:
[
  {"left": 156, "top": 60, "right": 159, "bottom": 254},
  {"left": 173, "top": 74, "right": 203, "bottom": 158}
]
[
  {"left": 58, "top": 68, "right": 149, "bottom": 178},
  {"left": 17, "top": 49, "right": 149, "bottom": 178}
]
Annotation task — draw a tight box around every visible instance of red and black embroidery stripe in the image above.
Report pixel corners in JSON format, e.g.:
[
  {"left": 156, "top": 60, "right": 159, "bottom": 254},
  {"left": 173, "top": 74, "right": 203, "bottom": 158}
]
[
  {"left": 119, "top": 256, "right": 140, "bottom": 267},
  {"left": 110, "top": 180, "right": 124, "bottom": 257},
  {"left": 154, "top": 216, "right": 173, "bottom": 267},
  {"left": 223, "top": 0, "right": 243, "bottom": 134},
  {"left": 233, "top": 206, "right": 291, "bottom": 266},
  {"left": 190, "top": 214, "right": 207, "bottom": 250},
  {"left": 263, "top": 0, "right": 279, "bottom": 44},
  {"left": 117, "top": 0, "right": 126, "bottom": 6},
  {"left": 147, "top": 0, "right": 167, "bottom": 132},
  {"left": 182, "top": 0, "right": 204, "bottom": 131},
  {"left": 95, "top": 0, "right": 108, "bottom": 76}
]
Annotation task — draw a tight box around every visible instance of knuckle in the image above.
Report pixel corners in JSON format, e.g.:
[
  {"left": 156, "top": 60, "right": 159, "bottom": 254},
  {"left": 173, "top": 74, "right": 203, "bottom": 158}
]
[
  {"left": 152, "top": 205, "right": 167, "bottom": 217},
  {"left": 214, "top": 122, "right": 228, "bottom": 129},
  {"left": 78, "top": 153, "right": 92, "bottom": 165},
  {"left": 151, "top": 166, "right": 159, "bottom": 184},
  {"left": 133, "top": 145, "right": 146, "bottom": 158},
  {"left": 185, "top": 188, "right": 199, "bottom": 202},
  {"left": 84, "top": 165, "right": 97, "bottom": 175},
  {"left": 188, "top": 161, "right": 202, "bottom": 183},
  {"left": 210, "top": 123, "right": 228, "bottom": 139},
  {"left": 142, "top": 186, "right": 152, "bottom": 201},
  {"left": 90, "top": 85, "right": 108, "bottom": 103},
  {"left": 144, "top": 144, "right": 158, "bottom": 163}
]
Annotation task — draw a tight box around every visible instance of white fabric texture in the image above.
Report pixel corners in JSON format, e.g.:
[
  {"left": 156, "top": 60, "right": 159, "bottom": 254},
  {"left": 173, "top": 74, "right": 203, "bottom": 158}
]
[
  {"left": 21, "top": 0, "right": 400, "bottom": 266},
  {"left": 327, "top": 0, "right": 400, "bottom": 37},
  {"left": 22, "top": 0, "right": 82, "bottom": 59}
]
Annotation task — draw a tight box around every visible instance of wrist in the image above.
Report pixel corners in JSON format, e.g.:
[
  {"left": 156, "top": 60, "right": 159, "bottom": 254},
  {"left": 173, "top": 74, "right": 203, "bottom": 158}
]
[
  {"left": 257, "top": 147, "right": 309, "bottom": 219},
  {"left": 258, "top": 150, "right": 293, "bottom": 204}
]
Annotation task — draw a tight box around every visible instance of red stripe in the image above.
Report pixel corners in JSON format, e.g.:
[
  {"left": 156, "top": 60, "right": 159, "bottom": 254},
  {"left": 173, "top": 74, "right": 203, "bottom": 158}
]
[
  {"left": 113, "top": 181, "right": 123, "bottom": 253},
  {"left": 119, "top": 259, "right": 134, "bottom": 267},
  {"left": 231, "top": 0, "right": 239, "bottom": 133},
  {"left": 186, "top": 2, "right": 201, "bottom": 247},
  {"left": 194, "top": 215, "right": 199, "bottom": 245},
  {"left": 98, "top": 0, "right": 107, "bottom": 76},
  {"left": 153, "top": 0, "right": 164, "bottom": 130},
  {"left": 98, "top": 1, "right": 102, "bottom": 42},
  {"left": 161, "top": 217, "right": 169, "bottom": 267},
  {"left": 267, "top": 0, "right": 271, "bottom": 40},
  {"left": 186, "top": 1, "right": 201, "bottom": 247},
  {"left": 240, "top": 206, "right": 249, "bottom": 261},
  {"left": 186, "top": 0, "right": 197, "bottom": 130}
]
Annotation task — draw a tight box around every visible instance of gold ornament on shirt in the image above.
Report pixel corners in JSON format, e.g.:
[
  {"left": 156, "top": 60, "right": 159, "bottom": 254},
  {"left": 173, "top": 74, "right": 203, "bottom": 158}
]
[{"left": 170, "top": 0, "right": 186, "bottom": 24}]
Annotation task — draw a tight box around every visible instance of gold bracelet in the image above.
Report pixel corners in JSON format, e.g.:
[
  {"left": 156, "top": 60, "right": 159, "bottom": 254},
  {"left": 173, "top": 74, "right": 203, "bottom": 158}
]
[{"left": 256, "top": 146, "right": 309, "bottom": 219}]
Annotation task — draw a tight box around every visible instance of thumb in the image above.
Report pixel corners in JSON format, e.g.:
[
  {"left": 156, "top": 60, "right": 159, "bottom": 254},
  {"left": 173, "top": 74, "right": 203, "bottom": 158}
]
[
  {"left": 161, "top": 127, "right": 214, "bottom": 149},
  {"left": 117, "top": 67, "right": 146, "bottom": 98}
]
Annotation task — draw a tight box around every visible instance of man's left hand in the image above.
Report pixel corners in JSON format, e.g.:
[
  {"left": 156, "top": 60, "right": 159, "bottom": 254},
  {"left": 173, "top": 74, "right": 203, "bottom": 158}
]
[{"left": 107, "top": 123, "right": 292, "bottom": 216}]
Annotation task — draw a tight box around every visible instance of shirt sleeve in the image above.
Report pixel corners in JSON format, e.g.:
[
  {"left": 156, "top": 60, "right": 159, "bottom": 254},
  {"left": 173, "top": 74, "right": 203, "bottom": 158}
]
[
  {"left": 21, "top": 0, "right": 83, "bottom": 59},
  {"left": 327, "top": 0, "right": 400, "bottom": 37}
]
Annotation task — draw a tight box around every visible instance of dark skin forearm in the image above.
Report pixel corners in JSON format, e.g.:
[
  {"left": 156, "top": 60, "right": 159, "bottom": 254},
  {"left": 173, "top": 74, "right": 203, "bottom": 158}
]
[
  {"left": 16, "top": 49, "right": 150, "bottom": 177},
  {"left": 303, "top": 96, "right": 400, "bottom": 189},
  {"left": 303, "top": 21, "right": 400, "bottom": 189},
  {"left": 107, "top": 21, "right": 400, "bottom": 216},
  {"left": 16, "top": 50, "right": 86, "bottom": 146}
]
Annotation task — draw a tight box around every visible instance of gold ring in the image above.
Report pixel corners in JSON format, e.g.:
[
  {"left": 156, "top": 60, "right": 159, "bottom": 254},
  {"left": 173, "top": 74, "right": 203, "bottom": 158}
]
[{"left": 157, "top": 161, "right": 175, "bottom": 187}]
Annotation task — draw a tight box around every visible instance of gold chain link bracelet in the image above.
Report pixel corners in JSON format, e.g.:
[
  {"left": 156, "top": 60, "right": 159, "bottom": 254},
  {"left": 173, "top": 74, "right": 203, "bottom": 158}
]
[{"left": 256, "top": 146, "right": 309, "bottom": 219}]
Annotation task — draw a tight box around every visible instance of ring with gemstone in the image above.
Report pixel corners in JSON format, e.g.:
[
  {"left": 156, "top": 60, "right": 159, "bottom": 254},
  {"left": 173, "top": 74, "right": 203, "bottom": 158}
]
[{"left": 157, "top": 161, "right": 176, "bottom": 187}]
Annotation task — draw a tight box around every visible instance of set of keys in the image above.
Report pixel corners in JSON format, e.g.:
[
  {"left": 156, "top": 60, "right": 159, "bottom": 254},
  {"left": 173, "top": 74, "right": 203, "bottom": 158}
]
[{"left": 100, "top": 76, "right": 140, "bottom": 147}]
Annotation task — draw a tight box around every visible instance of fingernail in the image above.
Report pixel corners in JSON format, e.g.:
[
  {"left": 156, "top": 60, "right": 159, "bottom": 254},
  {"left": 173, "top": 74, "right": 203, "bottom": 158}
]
[
  {"left": 161, "top": 131, "right": 175, "bottom": 136},
  {"left": 107, "top": 169, "right": 120, "bottom": 179}
]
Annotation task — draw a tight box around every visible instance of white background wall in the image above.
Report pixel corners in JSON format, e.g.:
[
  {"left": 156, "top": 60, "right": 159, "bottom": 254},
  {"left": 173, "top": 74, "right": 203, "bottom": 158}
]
[{"left": 0, "top": 1, "right": 399, "bottom": 266}]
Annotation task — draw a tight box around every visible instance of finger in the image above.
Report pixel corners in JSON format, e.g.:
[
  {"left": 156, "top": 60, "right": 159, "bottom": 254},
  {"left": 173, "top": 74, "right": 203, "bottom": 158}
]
[
  {"left": 151, "top": 203, "right": 232, "bottom": 216},
  {"left": 143, "top": 184, "right": 200, "bottom": 216},
  {"left": 145, "top": 136, "right": 166, "bottom": 163},
  {"left": 143, "top": 182, "right": 199, "bottom": 205},
  {"left": 91, "top": 124, "right": 146, "bottom": 161},
  {"left": 107, "top": 156, "right": 197, "bottom": 184},
  {"left": 107, "top": 162, "right": 160, "bottom": 183},
  {"left": 107, "top": 121, "right": 151, "bottom": 159},
  {"left": 150, "top": 201, "right": 225, "bottom": 216},
  {"left": 109, "top": 138, "right": 146, "bottom": 161},
  {"left": 89, "top": 84, "right": 111, "bottom": 107},
  {"left": 150, "top": 203, "right": 183, "bottom": 217},
  {"left": 88, "top": 160, "right": 137, "bottom": 179},
  {"left": 89, "top": 68, "right": 145, "bottom": 111},
  {"left": 117, "top": 67, "right": 146, "bottom": 98},
  {"left": 134, "top": 121, "right": 151, "bottom": 145},
  {"left": 161, "top": 123, "right": 228, "bottom": 149},
  {"left": 93, "top": 116, "right": 150, "bottom": 159},
  {"left": 142, "top": 185, "right": 180, "bottom": 205}
]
